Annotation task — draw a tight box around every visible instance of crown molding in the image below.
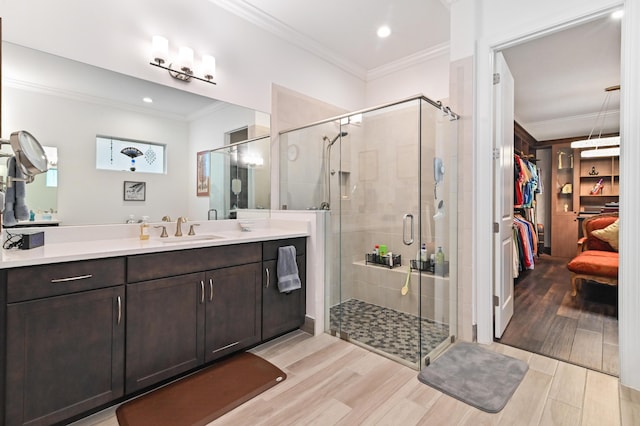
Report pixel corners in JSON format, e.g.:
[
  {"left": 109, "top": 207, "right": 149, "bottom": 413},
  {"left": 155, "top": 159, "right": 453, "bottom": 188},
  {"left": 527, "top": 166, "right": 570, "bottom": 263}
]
[
  {"left": 5, "top": 77, "right": 191, "bottom": 122},
  {"left": 210, "top": 0, "right": 368, "bottom": 79},
  {"left": 367, "top": 42, "right": 449, "bottom": 81}
]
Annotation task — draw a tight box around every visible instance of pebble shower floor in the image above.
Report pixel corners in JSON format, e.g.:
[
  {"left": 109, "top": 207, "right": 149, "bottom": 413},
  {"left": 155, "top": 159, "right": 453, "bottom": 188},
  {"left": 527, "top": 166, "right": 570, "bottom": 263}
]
[{"left": 329, "top": 299, "right": 450, "bottom": 364}]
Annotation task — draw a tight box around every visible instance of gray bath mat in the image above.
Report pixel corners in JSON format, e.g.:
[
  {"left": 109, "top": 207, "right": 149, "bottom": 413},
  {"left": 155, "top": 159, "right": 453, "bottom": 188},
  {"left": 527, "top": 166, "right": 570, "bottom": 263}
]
[{"left": 417, "top": 342, "right": 528, "bottom": 413}]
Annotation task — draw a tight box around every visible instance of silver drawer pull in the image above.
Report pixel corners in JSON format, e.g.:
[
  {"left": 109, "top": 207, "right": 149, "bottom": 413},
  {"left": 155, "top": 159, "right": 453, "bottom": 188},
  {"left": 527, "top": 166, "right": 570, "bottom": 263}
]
[
  {"left": 200, "top": 280, "right": 205, "bottom": 304},
  {"left": 117, "top": 296, "right": 122, "bottom": 325},
  {"left": 51, "top": 274, "right": 93, "bottom": 283},
  {"left": 209, "top": 278, "right": 213, "bottom": 302},
  {"left": 265, "top": 267, "right": 270, "bottom": 288}
]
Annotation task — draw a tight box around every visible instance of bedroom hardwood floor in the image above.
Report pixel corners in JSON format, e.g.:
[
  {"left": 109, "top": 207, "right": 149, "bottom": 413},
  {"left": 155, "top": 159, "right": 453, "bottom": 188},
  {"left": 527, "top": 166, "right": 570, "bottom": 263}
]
[
  {"left": 498, "top": 255, "right": 619, "bottom": 376},
  {"left": 72, "top": 330, "right": 639, "bottom": 425}
]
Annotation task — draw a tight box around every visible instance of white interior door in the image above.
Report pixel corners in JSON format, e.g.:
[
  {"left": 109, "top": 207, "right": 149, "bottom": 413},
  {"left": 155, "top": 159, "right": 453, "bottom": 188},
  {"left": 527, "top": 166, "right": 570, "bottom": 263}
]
[{"left": 493, "top": 52, "right": 515, "bottom": 338}]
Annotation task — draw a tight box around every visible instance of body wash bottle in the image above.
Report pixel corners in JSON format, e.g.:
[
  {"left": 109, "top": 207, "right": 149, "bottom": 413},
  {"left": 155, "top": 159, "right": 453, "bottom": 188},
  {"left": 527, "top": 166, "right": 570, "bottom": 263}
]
[
  {"left": 435, "top": 246, "right": 445, "bottom": 275},
  {"left": 140, "top": 216, "right": 150, "bottom": 240}
]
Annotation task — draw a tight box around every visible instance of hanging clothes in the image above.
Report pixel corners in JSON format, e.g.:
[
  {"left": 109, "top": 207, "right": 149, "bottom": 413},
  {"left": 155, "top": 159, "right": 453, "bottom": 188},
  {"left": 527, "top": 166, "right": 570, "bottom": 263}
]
[
  {"left": 513, "top": 214, "right": 538, "bottom": 276},
  {"left": 514, "top": 154, "right": 540, "bottom": 209}
]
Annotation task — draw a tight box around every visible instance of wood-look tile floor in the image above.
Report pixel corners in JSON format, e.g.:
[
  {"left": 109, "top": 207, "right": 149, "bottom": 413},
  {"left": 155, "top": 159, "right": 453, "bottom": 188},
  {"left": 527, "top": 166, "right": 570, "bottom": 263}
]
[
  {"left": 499, "top": 255, "right": 619, "bottom": 376},
  {"left": 73, "top": 330, "right": 640, "bottom": 426}
]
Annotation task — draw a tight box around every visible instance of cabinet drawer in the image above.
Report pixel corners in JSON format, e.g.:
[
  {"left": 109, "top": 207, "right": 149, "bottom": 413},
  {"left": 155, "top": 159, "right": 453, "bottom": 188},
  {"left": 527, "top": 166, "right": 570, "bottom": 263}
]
[
  {"left": 263, "top": 237, "right": 306, "bottom": 261},
  {"left": 7, "top": 257, "right": 126, "bottom": 303},
  {"left": 127, "top": 243, "right": 261, "bottom": 283}
]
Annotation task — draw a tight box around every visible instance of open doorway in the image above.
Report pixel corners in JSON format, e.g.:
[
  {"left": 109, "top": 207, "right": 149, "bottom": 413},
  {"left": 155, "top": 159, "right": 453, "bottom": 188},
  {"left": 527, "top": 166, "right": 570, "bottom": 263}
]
[{"left": 493, "top": 13, "right": 621, "bottom": 376}]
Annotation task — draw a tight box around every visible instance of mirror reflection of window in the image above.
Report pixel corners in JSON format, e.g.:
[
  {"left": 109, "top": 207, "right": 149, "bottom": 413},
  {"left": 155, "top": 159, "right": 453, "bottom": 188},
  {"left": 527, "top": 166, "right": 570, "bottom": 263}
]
[
  {"left": 43, "top": 146, "right": 58, "bottom": 188},
  {"left": 95, "top": 136, "right": 166, "bottom": 173}
]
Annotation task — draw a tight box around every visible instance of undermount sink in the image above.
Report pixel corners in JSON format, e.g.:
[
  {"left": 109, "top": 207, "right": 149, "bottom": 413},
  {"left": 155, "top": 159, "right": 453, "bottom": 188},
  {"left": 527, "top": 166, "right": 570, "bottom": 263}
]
[{"left": 158, "top": 234, "right": 225, "bottom": 244}]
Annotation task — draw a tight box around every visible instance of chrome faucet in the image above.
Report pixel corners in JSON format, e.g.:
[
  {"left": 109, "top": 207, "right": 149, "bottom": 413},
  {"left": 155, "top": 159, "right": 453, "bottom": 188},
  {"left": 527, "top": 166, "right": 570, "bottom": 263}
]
[{"left": 175, "top": 217, "right": 187, "bottom": 237}]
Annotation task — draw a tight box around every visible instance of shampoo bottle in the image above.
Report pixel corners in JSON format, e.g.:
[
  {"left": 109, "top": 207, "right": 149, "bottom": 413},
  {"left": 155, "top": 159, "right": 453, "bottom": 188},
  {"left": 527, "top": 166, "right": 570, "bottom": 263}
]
[
  {"left": 420, "top": 243, "right": 427, "bottom": 262},
  {"left": 140, "top": 216, "right": 150, "bottom": 240},
  {"left": 435, "top": 246, "right": 445, "bottom": 265}
]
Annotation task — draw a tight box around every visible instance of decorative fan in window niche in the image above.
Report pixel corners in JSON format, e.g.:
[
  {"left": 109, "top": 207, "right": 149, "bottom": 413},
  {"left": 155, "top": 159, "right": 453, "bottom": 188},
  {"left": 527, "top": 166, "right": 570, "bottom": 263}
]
[{"left": 121, "top": 147, "right": 144, "bottom": 171}]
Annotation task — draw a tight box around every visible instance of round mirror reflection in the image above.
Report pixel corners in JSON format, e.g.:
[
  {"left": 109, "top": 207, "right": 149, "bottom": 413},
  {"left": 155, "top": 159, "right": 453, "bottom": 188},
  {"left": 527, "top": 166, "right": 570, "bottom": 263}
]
[{"left": 10, "top": 130, "right": 49, "bottom": 176}]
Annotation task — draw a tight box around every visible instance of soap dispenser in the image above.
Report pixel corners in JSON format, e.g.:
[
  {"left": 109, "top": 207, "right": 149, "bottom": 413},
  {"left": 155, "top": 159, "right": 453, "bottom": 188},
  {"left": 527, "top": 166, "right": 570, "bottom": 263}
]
[{"left": 140, "top": 216, "right": 150, "bottom": 240}]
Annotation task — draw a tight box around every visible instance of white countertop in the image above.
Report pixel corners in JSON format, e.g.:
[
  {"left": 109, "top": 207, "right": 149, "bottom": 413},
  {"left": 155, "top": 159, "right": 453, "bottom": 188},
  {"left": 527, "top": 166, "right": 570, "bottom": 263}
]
[{"left": 0, "top": 218, "right": 310, "bottom": 269}]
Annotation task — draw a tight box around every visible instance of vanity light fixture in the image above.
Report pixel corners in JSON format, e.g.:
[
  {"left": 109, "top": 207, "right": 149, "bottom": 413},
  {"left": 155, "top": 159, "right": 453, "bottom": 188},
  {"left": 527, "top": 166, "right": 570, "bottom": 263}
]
[
  {"left": 571, "top": 85, "right": 620, "bottom": 153},
  {"left": 149, "top": 35, "right": 217, "bottom": 85}
]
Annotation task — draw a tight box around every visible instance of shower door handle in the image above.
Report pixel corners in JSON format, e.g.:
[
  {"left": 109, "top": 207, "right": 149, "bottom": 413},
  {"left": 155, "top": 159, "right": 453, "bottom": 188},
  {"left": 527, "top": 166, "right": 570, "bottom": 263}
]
[{"left": 403, "top": 213, "right": 414, "bottom": 245}]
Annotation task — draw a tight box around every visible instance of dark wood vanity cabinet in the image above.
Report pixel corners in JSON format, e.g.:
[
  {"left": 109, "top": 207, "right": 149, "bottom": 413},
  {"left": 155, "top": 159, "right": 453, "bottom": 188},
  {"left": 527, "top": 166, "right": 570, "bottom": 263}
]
[
  {"left": 205, "top": 263, "right": 262, "bottom": 362},
  {"left": 125, "top": 272, "right": 205, "bottom": 393},
  {"left": 1, "top": 237, "right": 306, "bottom": 425},
  {"left": 125, "top": 242, "right": 263, "bottom": 393},
  {"left": 2, "top": 258, "right": 126, "bottom": 426},
  {"left": 262, "top": 238, "right": 307, "bottom": 341}
]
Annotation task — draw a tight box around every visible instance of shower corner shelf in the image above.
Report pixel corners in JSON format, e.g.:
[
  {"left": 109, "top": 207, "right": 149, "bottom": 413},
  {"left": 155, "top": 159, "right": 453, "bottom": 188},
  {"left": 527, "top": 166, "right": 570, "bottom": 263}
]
[
  {"left": 365, "top": 253, "right": 401, "bottom": 269},
  {"left": 410, "top": 259, "right": 450, "bottom": 277}
]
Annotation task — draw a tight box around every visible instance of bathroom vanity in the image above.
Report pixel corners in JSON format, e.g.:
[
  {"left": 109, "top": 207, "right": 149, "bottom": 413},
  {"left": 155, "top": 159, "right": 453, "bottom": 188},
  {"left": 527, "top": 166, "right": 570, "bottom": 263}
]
[{"left": 0, "top": 222, "right": 307, "bottom": 426}]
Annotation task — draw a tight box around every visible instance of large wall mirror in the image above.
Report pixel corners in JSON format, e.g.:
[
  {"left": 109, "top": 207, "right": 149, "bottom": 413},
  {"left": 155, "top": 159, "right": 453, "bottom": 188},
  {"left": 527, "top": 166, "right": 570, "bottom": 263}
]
[{"left": 1, "top": 41, "right": 270, "bottom": 226}]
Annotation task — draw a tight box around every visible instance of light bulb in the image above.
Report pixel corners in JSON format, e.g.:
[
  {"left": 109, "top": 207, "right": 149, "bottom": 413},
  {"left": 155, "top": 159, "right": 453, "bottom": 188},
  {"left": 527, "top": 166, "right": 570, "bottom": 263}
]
[
  {"left": 178, "top": 46, "right": 194, "bottom": 72},
  {"left": 151, "top": 36, "right": 168, "bottom": 64},
  {"left": 202, "top": 55, "right": 216, "bottom": 80}
]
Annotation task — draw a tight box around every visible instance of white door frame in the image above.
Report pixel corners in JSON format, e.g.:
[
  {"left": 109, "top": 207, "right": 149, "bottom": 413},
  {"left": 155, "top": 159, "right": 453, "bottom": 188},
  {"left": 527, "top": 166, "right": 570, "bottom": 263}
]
[{"left": 475, "top": 1, "right": 640, "bottom": 390}]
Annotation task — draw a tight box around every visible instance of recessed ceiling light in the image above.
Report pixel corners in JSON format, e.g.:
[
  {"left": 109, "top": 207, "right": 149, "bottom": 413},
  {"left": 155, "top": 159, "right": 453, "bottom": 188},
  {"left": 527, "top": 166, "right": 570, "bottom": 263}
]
[
  {"left": 377, "top": 25, "right": 391, "bottom": 38},
  {"left": 142, "top": 97, "right": 153, "bottom": 103},
  {"left": 611, "top": 9, "right": 624, "bottom": 19}
]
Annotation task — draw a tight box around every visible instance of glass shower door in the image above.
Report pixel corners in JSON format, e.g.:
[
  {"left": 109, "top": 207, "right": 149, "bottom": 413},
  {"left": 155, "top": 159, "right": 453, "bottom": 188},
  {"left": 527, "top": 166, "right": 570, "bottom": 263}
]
[
  {"left": 334, "top": 100, "right": 424, "bottom": 368},
  {"left": 418, "top": 99, "right": 458, "bottom": 367}
]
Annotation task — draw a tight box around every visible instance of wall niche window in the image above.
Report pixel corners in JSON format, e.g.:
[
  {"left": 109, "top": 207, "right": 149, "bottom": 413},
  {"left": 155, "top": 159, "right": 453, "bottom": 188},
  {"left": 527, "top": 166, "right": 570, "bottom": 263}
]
[{"left": 96, "top": 136, "right": 166, "bottom": 174}]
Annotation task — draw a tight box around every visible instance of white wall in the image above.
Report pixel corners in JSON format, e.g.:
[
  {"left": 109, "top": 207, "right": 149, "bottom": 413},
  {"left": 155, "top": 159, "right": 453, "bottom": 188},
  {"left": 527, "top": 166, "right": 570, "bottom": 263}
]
[{"left": 365, "top": 50, "right": 451, "bottom": 107}]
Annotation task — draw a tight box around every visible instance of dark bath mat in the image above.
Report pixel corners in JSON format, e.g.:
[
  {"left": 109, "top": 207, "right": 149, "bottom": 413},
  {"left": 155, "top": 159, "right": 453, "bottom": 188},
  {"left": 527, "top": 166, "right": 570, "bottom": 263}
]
[
  {"left": 417, "top": 342, "right": 528, "bottom": 413},
  {"left": 116, "top": 352, "right": 286, "bottom": 426}
]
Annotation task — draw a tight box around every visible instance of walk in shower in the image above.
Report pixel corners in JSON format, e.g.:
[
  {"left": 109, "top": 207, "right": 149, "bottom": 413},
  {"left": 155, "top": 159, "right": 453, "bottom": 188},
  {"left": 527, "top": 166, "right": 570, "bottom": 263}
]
[{"left": 279, "top": 95, "right": 459, "bottom": 369}]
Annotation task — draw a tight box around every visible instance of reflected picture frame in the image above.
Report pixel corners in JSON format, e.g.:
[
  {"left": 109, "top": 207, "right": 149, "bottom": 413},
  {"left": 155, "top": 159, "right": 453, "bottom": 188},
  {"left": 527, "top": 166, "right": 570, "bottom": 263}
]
[
  {"left": 197, "top": 150, "right": 210, "bottom": 197},
  {"left": 124, "top": 181, "right": 146, "bottom": 201}
]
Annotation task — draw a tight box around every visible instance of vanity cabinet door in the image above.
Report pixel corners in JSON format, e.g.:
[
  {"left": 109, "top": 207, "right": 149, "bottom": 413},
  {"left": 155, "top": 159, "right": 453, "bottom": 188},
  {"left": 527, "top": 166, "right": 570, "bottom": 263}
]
[
  {"left": 6, "top": 286, "right": 124, "bottom": 426},
  {"left": 204, "top": 263, "right": 262, "bottom": 363},
  {"left": 262, "top": 255, "right": 306, "bottom": 341},
  {"left": 125, "top": 273, "right": 205, "bottom": 393}
]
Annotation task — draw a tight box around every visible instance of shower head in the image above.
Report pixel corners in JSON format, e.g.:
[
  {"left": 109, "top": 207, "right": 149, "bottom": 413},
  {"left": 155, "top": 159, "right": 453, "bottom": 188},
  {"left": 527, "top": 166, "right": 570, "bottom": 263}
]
[{"left": 323, "top": 131, "right": 348, "bottom": 147}]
